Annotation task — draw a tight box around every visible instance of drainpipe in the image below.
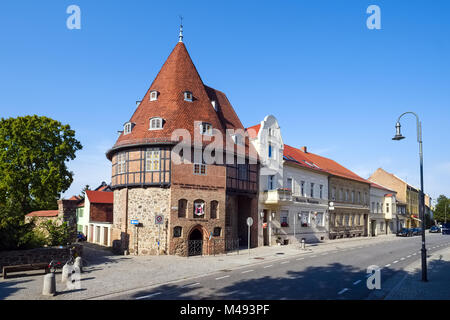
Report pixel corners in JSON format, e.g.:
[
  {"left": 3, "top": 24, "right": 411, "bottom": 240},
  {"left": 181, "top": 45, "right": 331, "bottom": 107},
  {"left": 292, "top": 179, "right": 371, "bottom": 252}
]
[{"left": 124, "top": 187, "right": 129, "bottom": 255}]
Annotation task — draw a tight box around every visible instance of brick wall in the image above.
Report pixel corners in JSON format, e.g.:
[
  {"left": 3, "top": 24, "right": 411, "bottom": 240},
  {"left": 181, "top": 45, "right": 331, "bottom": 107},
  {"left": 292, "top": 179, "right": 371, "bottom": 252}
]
[{"left": 90, "top": 203, "right": 113, "bottom": 223}]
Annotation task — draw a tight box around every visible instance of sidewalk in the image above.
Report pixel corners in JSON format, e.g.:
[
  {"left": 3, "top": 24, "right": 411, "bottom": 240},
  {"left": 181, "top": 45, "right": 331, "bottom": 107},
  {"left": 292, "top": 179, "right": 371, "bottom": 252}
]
[
  {"left": 383, "top": 245, "right": 450, "bottom": 299},
  {"left": 0, "top": 233, "right": 400, "bottom": 300}
]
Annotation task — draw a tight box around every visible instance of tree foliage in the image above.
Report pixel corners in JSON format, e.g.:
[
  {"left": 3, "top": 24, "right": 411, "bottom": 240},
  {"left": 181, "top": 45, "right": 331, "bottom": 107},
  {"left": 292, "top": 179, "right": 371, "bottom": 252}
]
[
  {"left": 434, "top": 195, "right": 449, "bottom": 223},
  {"left": 0, "top": 115, "right": 82, "bottom": 215},
  {"left": 43, "top": 220, "right": 75, "bottom": 246}
]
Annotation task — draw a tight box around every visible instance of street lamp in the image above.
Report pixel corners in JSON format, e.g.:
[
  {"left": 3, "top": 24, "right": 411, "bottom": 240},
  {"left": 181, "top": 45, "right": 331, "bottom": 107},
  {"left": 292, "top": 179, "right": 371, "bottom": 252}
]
[{"left": 392, "top": 112, "right": 427, "bottom": 282}]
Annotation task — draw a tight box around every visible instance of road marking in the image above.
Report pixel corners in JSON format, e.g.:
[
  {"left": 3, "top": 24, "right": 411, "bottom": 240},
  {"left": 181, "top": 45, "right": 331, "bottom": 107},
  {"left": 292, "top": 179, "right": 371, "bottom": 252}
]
[
  {"left": 407, "top": 255, "right": 411, "bottom": 258},
  {"left": 281, "top": 261, "right": 289, "bottom": 264},
  {"left": 393, "top": 260, "right": 399, "bottom": 264},
  {"left": 215, "top": 275, "right": 230, "bottom": 280},
  {"left": 296, "top": 258, "right": 304, "bottom": 261},
  {"left": 400, "top": 258, "right": 405, "bottom": 261},
  {"left": 263, "top": 265, "right": 273, "bottom": 269},
  {"left": 135, "top": 292, "right": 161, "bottom": 300},
  {"left": 385, "top": 264, "right": 391, "bottom": 267},
  {"left": 311, "top": 255, "right": 317, "bottom": 258},
  {"left": 320, "top": 253, "right": 327, "bottom": 256},
  {"left": 182, "top": 282, "right": 200, "bottom": 288},
  {"left": 413, "top": 253, "right": 417, "bottom": 256},
  {"left": 338, "top": 288, "right": 349, "bottom": 295},
  {"left": 353, "top": 280, "right": 361, "bottom": 285},
  {"left": 241, "top": 270, "right": 254, "bottom": 274}
]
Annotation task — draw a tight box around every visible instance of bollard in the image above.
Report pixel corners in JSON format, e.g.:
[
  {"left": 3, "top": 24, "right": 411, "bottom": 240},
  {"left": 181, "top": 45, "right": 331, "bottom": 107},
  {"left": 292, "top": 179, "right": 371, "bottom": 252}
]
[
  {"left": 42, "top": 272, "right": 56, "bottom": 296},
  {"left": 301, "top": 238, "right": 306, "bottom": 250},
  {"left": 61, "top": 264, "right": 70, "bottom": 283},
  {"left": 74, "top": 257, "right": 83, "bottom": 273}
]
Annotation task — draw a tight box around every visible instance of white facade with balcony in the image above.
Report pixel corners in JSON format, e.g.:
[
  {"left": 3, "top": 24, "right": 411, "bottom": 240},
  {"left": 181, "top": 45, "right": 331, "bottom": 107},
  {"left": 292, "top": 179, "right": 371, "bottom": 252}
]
[{"left": 249, "top": 115, "right": 329, "bottom": 246}]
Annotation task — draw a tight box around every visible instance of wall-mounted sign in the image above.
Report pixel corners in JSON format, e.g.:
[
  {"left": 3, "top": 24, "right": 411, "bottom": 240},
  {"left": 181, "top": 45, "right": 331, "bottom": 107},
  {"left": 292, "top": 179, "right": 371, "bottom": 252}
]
[
  {"left": 262, "top": 223, "right": 268, "bottom": 229},
  {"left": 155, "top": 215, "right": 164, "bottom": 225},
  {"left": 130, "top": 219, "right": 139, "bottom": 225},
  {"left": 247, "top": 217, "right": 253, "bottom": 227}
]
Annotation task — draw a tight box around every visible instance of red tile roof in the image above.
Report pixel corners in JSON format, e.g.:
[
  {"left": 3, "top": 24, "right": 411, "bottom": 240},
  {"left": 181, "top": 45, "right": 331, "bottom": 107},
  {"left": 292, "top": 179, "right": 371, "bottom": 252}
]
[
  {"left": 284, "top": 145, "right": 368, "bottom": 184},
  {"left": 246, "top": 124, "right": 261, "bottom": 139},
  {"left": 107, "top": 42, "right": 250, "bottom": 159},
  {"left": 68, "top": 195, "right": 81, "bottom": 201},
  {"left": 26, "top": 210, "right": 59, "bottom": 217},
  {"left": 283, "top": 145, "right": 327, "bottom": 174},
  {"left": 86, "top": 190, "right": 113, "bottom": 204}
]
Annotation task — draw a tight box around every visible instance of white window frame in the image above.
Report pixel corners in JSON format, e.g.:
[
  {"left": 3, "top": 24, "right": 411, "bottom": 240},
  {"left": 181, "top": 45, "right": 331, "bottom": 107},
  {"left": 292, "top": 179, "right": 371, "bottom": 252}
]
[
  {"left": 319, "top": 185, "right": 323, "bottom": 199},
  {"left": 310, "top": 183, "right": 315, "bottom": 198},
  {"left": 124, "top": 122, "right": 132, "bottom": 135},
  {"left": 268, "top": 175, "right": 275, "bottom": 190},
  {"left": 117, "top": 152, "right": 126, "bottom": 174},
  {"left": 200, "top": 122, "right": 212, "bottom": 136},
  {"left": 150, "top": 90, "right": 158, "bottom": 101},
  {"left": 316, "top": 212, "right": 324, "bottom": 227},
  {"left": 145, "top": 149, "right": 160, "bottom": 172},
  {"left": 149, "top": 117, "right": 163, "bottom": 130},
  {"left": 184, "top": 91, "right": 193, "bottom": 102}
]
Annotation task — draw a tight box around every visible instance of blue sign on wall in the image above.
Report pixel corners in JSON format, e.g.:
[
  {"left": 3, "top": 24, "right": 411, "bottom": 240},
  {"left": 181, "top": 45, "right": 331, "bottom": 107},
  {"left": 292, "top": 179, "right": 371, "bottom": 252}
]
[{"left": 130, "top": 219, "right": 139, "bottom": 225}]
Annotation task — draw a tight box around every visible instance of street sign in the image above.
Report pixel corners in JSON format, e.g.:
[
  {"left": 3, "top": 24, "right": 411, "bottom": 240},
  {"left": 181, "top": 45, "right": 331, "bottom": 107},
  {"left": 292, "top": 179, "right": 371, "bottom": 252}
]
[
  {"left": 130, "top": 219, "right": 139, "bottom": 225},
  {"left": 155, "top": 215, "right": 164, "bottom": 225},
  {"left": 247, "top": 217, "right": 253, "bottom": 227},
  {"left": 262, "top": 223, "right": 268, "bottom": 229}
]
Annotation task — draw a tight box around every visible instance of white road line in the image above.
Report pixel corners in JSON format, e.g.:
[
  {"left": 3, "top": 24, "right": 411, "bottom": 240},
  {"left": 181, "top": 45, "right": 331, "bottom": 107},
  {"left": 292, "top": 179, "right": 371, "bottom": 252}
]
[
  {"left": 241, "top": 270, "right": 254, "bottom": 274},
  {"left": 136, "top": 292, "right": 161, "bottom": 300},
  {"left": 296, "top": 258, "right": 304, "bottom": 261},
  {"left": 413, "top": 253, "right": 417, "bottom": 256},
  {"left": 385, "top": 264, "right": 391, "bottom": 267},
  {"left": 215, "top": 275, "right": 230, "bottom": 280},
  {"left": 400, "top": 258, "right": 405, "bottom": 261},
  {"left": 393, "top": 260, "right": 399, "bottom": 264},
  {"left": 311, "top": 255, "right": 317, "bottom": 258},
  {"left": 281, "top": 261, "right": 289, "bottom": 264},
  {"left": 338, "top": 288, "right": 349, "bottom": 295},
  {"left": 263, "top": 265, "right": 273, "bottom": 269},
  {"left": 182, "top": 282, "right": 200, "bottom": 288},
  {"left": 353, "top": 280, "right": 361, "bottom": 285},
  {"left": 407, "top": 255, "right": 411, "bottom": 258}
]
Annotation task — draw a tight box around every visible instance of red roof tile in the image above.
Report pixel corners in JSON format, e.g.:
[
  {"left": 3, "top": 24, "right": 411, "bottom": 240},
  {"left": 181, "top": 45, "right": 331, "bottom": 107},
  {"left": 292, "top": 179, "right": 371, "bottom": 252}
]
[
  {"left": 283, "top": 145, "right": 327, "bottom": 173},
  {"left": 107, "top": 42, "right": 250, "bottom": 159},
  {"left": 26, "top": 210, "right": 59, "bottom": 217},
  {"left": 246, "top": 124, "right": 261, "bottom": 139},
  {"left": 86, "top": 190, "right": 113, "bottom": 204}
]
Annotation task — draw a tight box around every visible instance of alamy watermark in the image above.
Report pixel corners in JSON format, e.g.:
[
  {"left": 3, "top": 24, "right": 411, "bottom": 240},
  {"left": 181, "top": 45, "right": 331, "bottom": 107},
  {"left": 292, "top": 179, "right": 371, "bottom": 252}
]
[
  {"left": 366, "top": 265, "right": 381, "bottom": 290},
  {"left": 366, "top": 5, "right": 381, "bottom": 30},
  {"left": 66, "top": 5, "right": 81, "bottom": 30}
]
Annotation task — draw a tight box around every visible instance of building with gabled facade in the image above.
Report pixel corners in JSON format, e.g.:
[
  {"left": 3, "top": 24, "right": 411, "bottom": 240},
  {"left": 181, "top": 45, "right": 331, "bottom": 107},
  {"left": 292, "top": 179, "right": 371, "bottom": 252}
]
[
  {"left": 248, "top": 116, "right": 330, "bottom": 245},
  {"left": 106, "top": 30, "right": 259, "bottom": 256}
]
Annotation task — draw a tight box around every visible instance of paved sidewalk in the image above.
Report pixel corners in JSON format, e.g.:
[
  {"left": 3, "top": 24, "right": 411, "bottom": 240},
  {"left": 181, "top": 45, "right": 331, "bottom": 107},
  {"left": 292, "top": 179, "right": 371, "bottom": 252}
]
[
  {"left": 0, "top": 234, "right": 402, "bottom": 300},
  {"left": 383, "top": 245, "right": 450, "bottom": 299}
]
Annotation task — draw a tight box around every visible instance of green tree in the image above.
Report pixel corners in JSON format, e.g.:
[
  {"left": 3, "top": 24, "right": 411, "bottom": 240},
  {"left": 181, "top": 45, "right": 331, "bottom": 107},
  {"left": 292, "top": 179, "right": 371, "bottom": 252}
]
[
  {"left": 434, "top": 195, "right": 449, "bottom": 224},
  {"left": 0, "top": 115, "right": 82, "bottom": 216},
  {"left": 43, "top": 220, "right": 75, "bottom": 246}
]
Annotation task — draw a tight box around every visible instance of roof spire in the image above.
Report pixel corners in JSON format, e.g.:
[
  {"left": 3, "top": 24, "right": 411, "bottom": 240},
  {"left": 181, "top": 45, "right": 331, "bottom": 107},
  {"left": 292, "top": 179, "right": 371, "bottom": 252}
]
[{"left": 178, "top": 15, "right": 184, "bottom": 43}]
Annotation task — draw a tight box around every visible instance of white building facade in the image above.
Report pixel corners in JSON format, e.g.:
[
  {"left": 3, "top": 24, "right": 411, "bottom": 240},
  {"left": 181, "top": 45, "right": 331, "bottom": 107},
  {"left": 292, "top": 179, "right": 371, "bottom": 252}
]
[
  {"left": 249, "top": 115, "right": 329, "bottom": 246},
  {"left": 369, "top": 183, "right": 397, "bottom": 236}
]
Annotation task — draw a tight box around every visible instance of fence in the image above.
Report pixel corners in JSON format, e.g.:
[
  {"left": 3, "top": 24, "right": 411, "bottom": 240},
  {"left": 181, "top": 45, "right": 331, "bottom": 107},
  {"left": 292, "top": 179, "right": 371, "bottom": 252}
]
[{"left": 186, "top": 239, "right": 240, "bottom": 257}]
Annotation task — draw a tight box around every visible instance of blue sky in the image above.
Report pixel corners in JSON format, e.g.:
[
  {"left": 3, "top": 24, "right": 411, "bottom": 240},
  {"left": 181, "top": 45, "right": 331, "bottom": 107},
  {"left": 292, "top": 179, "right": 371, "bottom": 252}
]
[{"left": 1, "top": 1, "right": 449, "bottom": 202}]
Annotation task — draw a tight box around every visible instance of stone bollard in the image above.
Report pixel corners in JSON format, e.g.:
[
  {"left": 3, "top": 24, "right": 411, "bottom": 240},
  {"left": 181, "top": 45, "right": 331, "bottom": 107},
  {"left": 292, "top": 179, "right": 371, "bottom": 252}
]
[
  {"left": 74, "top": 257, "right": 83, "bottom": 273},
  {"left": 61, "top": 264, "right": 70, "bottom": 283},
  {"left": 301, "top": 238, "right": 306, "bottom": 250},
  {"left": 42, "top": 272, "right": 56, "bottom": 296}
]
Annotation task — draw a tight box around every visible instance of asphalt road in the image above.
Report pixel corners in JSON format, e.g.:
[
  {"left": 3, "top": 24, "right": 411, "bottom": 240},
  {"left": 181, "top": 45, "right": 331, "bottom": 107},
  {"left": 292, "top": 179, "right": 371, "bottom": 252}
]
[{"left": 109, "top": 233, "right": 450, "bottom": 300}]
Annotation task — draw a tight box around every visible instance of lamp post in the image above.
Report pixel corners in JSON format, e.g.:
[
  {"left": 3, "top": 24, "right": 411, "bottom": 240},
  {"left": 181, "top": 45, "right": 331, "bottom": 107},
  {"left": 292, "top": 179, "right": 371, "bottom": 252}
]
[{"left": 392, "top": 111, "right": 427, "bottom": 281}]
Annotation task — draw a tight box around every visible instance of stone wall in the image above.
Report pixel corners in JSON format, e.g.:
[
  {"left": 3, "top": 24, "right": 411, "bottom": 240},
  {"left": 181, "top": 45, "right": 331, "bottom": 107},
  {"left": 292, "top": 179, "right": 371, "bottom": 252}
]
[{"left": 0, "top": 244, "right": 83, "bottom": 271}]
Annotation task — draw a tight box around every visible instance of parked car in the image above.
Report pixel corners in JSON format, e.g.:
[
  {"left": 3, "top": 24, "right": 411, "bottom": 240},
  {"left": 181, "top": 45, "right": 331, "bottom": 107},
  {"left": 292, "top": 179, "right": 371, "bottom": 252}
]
[
  {"left": 429, "top": 226, "right": 441, "bottom": 233},
  {"left": 76, "top": 231, "right": 87, "bottom": 242},
  {"left": 412, "top": 228, "right": 422, "bottom": 236},
  {"left": 397, "top": 228, "right": 413, "bottom": 237},
  {"left": 442, "top": 223, "right": 450, "bottom": 235}
]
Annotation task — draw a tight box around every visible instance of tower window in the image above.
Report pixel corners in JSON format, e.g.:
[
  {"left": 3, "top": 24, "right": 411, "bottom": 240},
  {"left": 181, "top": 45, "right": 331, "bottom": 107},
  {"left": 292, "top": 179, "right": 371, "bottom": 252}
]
[
  {"left": 184, "top": 91, "right": 193, "bottom": 102},
  {"left": 123, "top": 122, "right": 133, "bottom": 135},
  {"left": 150, "top": 91, "right": 158, "bottom": 101},
  {"left": 149, "top": 117, "right": 164, "bottom": 130},
  {"left": 200, "top": 122, "right": 212, "bottom": 135},
  {"left": 145, "top": 149, "right": 160, "bottom": 172}
]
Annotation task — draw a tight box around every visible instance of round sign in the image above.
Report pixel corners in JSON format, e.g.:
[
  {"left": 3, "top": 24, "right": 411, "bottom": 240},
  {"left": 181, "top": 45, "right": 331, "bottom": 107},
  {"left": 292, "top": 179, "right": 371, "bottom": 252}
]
[
  {"left": 247, "top": 217, "right": 253, "bottom": 227},
  {"left": 155, "top": 215, "right": 164, "bottom": 224}
]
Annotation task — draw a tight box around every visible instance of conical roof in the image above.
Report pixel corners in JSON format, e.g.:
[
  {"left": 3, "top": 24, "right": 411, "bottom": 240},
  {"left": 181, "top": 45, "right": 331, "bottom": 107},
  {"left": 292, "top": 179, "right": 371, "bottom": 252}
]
[{"left": 107, "top": 42, "right": 246, "bottom": 159}]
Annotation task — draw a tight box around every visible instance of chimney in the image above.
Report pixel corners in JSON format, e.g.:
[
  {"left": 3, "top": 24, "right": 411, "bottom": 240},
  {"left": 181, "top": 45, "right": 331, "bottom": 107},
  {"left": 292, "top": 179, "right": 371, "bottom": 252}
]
[{"left": 301, "top": 146, "right": 307, "bottom": 153}]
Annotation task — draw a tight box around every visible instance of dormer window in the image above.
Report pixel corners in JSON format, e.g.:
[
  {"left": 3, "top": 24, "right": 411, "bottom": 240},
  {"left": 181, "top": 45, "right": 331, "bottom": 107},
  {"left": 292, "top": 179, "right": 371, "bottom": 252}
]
[
  {"left": 149, "top": 117, "right": 164, "bottom": 130},
  {"left": 150, "top": 91, "right": 158, "bottom": 101},
  {"left": 184, "top": 91, "right": 193, "bottom": 102},
  {"left": 200, "top": 122, "right": 212, "bottom": 135},
  {"left": 123, "top": 122, "right": 134, "bottom": 135}
]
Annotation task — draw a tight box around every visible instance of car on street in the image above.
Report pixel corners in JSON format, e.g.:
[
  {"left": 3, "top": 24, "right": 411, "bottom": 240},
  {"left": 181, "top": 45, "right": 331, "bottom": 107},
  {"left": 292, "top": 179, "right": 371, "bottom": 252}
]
[
  {"left": 76, "top": 231, "right": 87, "bottom": 242},
  {"left": 442, "top": 223, "right": 450, "bottom": 235},
  {"left": 412, "top": 228, "right": 422, "bottom": 236},
  {"left": 397, "top": 228, "right": 413, "bottom": 237},
  {"left": 429, "top": 226, "right": 441, "bottom": 233}
]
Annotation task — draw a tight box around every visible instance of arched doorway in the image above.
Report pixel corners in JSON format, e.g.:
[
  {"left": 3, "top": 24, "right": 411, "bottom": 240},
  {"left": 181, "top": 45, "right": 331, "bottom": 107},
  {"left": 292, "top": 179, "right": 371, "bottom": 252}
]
[{"left": 188, "top": 228, "right": 203, "bottom": 256}]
